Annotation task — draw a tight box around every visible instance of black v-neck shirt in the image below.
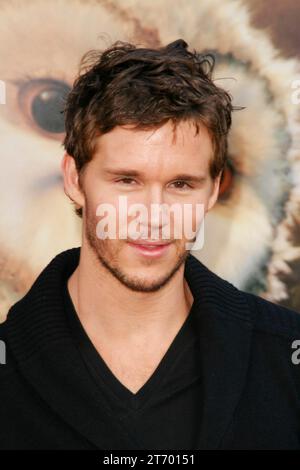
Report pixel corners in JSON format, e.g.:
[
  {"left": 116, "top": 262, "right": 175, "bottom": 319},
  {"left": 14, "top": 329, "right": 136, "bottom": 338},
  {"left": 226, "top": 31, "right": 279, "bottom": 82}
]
[{"left": 62, "top": 277, "right": 203, "bottom": 450}]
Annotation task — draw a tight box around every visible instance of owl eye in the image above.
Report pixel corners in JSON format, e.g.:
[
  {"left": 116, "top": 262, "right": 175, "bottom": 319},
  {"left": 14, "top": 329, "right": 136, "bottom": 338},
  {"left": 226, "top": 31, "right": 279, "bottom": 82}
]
[
  {"left": 218, "top": 159, "right": 235, "bottom": 200},
  {"left": 18, "top": 79, "right": 70, "bottom": 137}
]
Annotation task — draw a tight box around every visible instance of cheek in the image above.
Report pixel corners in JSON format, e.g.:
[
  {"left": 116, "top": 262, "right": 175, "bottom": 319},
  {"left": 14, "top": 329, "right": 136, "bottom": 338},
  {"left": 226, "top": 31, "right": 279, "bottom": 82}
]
[
  {"left": 170, "top": 196, "right": 205, "bottom": 240},
  {"left": 85, "top": 188, "right": 120, "bottom": 221},
  {"left": 88, "top": 189, "right": 111, "bottom": 205}
]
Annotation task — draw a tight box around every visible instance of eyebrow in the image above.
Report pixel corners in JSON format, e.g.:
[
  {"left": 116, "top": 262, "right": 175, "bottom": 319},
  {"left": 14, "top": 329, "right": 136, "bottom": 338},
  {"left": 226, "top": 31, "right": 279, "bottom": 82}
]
[{"left": 103, "top": 168, "right": 207, "bottom": 183}]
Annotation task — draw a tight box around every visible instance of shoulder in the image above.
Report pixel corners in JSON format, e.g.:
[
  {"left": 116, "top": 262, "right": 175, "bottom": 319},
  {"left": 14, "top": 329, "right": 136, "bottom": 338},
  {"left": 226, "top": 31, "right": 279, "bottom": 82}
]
[
  {"left": 0, "top": 319, "right": 17, "bottom": 376},
  {"left": 241, "top": 289, "right": 300, "bottom": 339},
  {"left": 238, "top": 290, "right": 300, "bottom": 397},
  {"left": 0, "top": 319, "right": 7, "bottom": 347}
]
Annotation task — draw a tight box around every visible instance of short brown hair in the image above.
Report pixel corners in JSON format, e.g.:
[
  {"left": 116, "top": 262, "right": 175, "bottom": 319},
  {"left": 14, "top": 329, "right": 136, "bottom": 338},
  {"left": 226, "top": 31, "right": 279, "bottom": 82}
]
[{"left": 62, "top": 39, "right": 241, "bottom": 218}]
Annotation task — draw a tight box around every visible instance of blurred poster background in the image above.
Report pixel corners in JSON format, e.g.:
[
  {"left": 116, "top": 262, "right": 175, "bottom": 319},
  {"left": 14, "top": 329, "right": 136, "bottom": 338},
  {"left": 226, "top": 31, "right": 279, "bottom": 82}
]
[{"left": 1, "top": 0, "right": 300, "bottom": 321}]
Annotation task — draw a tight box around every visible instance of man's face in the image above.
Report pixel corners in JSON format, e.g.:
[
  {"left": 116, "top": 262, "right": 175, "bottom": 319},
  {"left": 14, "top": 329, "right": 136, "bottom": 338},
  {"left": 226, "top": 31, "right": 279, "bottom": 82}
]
[{"left": 78, "top": 119, "right": 221, "bottom": 292}]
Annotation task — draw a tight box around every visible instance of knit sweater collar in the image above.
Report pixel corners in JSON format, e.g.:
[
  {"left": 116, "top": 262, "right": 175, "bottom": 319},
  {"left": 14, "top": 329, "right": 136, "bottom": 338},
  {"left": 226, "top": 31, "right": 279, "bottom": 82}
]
[{"left": 6, "top": 247, "right": 253, "bottom": 450}]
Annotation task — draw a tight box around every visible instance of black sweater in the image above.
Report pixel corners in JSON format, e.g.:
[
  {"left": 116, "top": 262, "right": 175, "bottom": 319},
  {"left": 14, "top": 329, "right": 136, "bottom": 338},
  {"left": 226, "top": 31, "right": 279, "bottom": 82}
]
[
  {"left": 1, "top": 247, "right": 300, "bottom": 450},
  {"left": 62, "top": 271, "right": 203, "bottom": 450}
]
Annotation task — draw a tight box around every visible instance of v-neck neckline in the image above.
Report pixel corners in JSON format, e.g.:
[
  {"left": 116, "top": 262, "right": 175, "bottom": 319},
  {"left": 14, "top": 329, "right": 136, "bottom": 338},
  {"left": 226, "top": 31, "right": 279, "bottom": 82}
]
[{"left": 63, "top": 275, "right": 200, "bottom": 411}]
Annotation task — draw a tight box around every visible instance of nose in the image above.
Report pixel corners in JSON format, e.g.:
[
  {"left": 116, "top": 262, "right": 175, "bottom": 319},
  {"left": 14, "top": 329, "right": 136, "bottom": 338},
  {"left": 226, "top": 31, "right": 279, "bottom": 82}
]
[{"left": 139, "top": 185, "right": 170, "bottom": 238}]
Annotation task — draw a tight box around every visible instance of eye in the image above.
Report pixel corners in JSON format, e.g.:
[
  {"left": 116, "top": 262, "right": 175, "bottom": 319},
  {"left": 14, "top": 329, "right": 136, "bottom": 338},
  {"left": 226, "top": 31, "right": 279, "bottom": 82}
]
[
  {"left": 170, "top": 180, "right": 192, "bottom": 190},
  {"left": 18, "top": 78, "right": 70, "bottom": 138},
  {"left": 116, "top": 177, "right": 137, "bottom": 185}
]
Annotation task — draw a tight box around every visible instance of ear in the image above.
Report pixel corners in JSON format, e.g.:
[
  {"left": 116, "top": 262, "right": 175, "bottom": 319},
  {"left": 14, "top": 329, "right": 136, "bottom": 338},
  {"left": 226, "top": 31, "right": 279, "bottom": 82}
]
[
  {"left": 61, "top": 153, "right": 85, "bottom": 212},
  {"left": 206, "top": 171, "right": 222, "bottom": 212}
]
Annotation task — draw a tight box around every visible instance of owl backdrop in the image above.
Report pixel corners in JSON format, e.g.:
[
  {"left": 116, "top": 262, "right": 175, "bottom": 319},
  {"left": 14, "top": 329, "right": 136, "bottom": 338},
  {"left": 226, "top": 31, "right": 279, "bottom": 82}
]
[{"left": 0, "top": 0, "right": 300, "bottom": 321}]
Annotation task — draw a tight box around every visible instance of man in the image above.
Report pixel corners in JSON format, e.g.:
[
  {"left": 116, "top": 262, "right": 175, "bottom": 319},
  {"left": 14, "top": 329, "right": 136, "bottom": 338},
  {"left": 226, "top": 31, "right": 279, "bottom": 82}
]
[{"left": 0, "top": 38, "right": 300, "bottom": 450}]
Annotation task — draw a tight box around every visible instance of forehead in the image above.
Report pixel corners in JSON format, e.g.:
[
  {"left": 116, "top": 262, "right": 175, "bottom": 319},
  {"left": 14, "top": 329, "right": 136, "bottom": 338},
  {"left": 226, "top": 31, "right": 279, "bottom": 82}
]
[{"left": 92, "top": 120, "right": 213, "bottom": 171}]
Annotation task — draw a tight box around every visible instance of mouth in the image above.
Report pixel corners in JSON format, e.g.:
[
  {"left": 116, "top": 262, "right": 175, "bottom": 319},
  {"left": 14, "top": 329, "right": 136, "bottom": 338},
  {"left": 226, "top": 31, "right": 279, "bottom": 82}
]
[{"left": 127, "top": 240, "right": 173, "bottom": 257}]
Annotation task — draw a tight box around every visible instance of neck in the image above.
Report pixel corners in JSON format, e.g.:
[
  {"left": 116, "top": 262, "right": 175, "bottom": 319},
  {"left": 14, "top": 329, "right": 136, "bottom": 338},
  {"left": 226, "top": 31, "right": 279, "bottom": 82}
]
[{"left": 67, "top": 243, "right": 194, "bottom": 348}]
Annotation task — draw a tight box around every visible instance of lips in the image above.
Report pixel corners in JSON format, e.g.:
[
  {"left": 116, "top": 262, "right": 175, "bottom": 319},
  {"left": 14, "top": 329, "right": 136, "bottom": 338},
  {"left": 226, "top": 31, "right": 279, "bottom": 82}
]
[
  {"left": 127, "top": 240, "right": 173, "bottom": 257},
  {"left": 127, "top": 239, "right": 172, "bottom": 246}
]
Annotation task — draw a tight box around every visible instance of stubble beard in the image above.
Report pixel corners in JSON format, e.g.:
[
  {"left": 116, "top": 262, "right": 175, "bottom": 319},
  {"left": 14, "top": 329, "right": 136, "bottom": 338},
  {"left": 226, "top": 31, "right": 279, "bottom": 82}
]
[{"left": 84, "top": 209, "right": 191, "bottom": 293}]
